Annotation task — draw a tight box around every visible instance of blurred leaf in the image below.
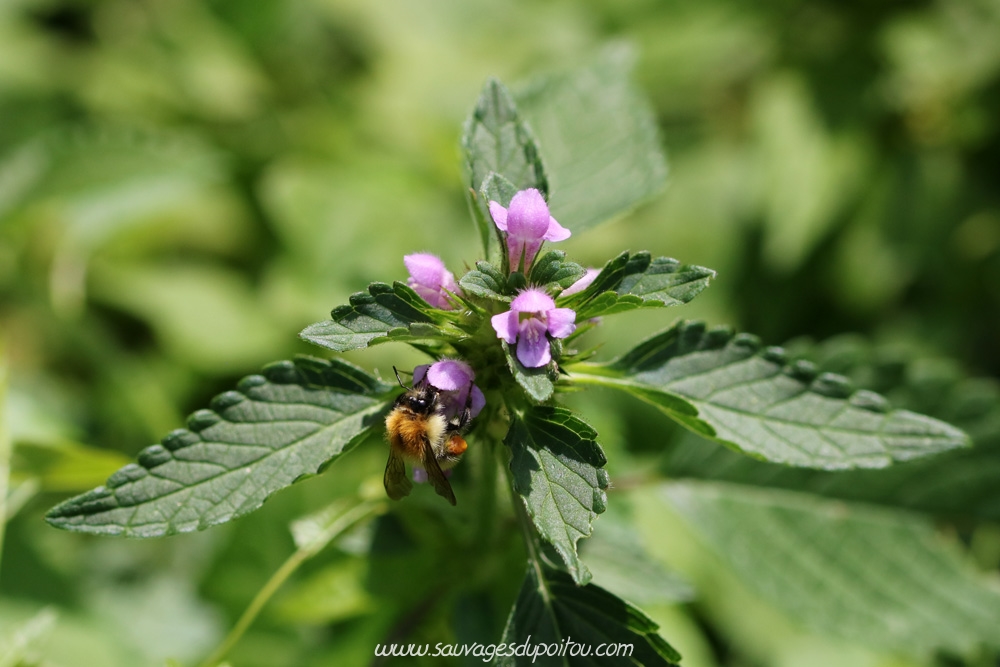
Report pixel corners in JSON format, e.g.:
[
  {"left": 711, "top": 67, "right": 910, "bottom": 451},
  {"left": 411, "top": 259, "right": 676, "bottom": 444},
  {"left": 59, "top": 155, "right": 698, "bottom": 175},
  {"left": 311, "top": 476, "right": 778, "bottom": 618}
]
[
  {"left": 561, "top": 251, "right": 715, "bottom": 319},
  {"left": 45, "top": 357, "right": 391, "bottom": 537},
  {"left": 499, "top": 564, "right": 681, "bottom": 667},
  {"left": 752, "top": 74, "right": 868, "bottom": 272},
  {"left": 514, "top": 44, "right": 667, "bottom": 232},
  {"left": 571, "top": 321, "right": 969, "bottom": 469},
  {"left": 12, "top": 440, "right": 132, "bottom": 493},
  {"left": 663, "top": 480, "right": 1000, "bottom": 656},
  {"left": 462, "top": 78, "right": 548, "bottom": 260},
  {"left": 507, "top": 406, "right": 608, "bottom": 585},
  {"left": 300, "top": 282, "right": 454, "bottom": 353},
  {"left": 0, "top": 607, "right": 57, "bottom": 667},
  {"left": 90, "top": 261, "right": 288, "bottom": 373},
  {"left": 271, "top": 559, "right": 374, "bottom": 625},
  {"left": 2, "top": 126, "right": 223, "bottom": 223},
  {"left": 580, "top": 513, "right": 694, "bottom": 606}
]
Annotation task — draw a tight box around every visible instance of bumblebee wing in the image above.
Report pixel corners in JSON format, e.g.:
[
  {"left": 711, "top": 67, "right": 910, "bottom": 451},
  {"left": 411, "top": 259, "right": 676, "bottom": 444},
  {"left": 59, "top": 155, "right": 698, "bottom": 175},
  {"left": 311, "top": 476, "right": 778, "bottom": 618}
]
[
  {"left": 383, "top": 447, "right": 412, "bottom": 501},
  {"left": 421, "top": 438, "right": 456, "bottom": 506}
]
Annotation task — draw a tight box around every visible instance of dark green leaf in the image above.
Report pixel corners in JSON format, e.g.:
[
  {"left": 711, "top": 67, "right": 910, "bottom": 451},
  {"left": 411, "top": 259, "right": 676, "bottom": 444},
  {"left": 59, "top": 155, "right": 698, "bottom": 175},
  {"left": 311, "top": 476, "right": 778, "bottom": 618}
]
[
  {"left": 459, "top": 260, "right": 509, "bottom": 302},
  {"left": 299, "top": 282, "right": 450, "bottom": 352},
  {"left": 663, "top": 480, "right": 1000, "bottom": 656},
  {"left": 462, "top": 79, "right": 547, "bottom": 260},
  {"left": 499, "top": 564, "right": 681, "bottom": 666},
  {"left": 571, "top": 321, "right": 969, "bottom": 469},
  {"left": 514, "top": 45, "right": 667, "bottom": 232},
  {"left": 507, "top": 406, "right": 609, "bottom": 584},
  {"left": 45, "top": 357, "right": 392, "bottom": 537},
  {"left": 530, "top": 251, "right": 587, "bottom": 292},
  {"left": 562, "top": 252, "right": 715, "bottom": 319},
  {"left": 503, "top": 342, "right": 557, "bottom": 403}
]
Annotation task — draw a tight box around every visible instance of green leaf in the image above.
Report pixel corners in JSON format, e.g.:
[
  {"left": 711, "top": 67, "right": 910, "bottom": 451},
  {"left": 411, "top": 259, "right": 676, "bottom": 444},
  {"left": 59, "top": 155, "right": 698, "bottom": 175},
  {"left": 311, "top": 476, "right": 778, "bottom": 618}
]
[
  {"left": 529, "top": 251, "right": 587, "bottom": 292},
  {"left": 562, "top": 252, "right": 715, "bottom": 319},
  {"left": 299, "top": 282, "right": 450, "bottom": 352},
  {"left": 458, "top": 260, "right": 509, "bottom": 302},
  {"left": 45, "top": 357, "right": 391, "bottom": 537},
  {"left": 499, "top": 564, "right": 681, "bottom": 667},
  {"left": 462, "top": 79, "right": 547, "bottom": 260},
  {"left": 570, "top": 321, "right": 969, "bottom": 469},
  {"left": 665, "top": 354, "right": 1000, "bottom": 520},
  {"left": 507, "top": 406, "right": 609, "bottom": 585},
  {"left": 663, "top": 480, "right": 1000, "bottom": 656},
  {"left": 580, "top": 512, "right": 694, "bottom": 605},
  {"left": 514, "top": 44, "right": 667, "bottom": 232},
  {"left": 11, "top": 439, "right": 132, "bottom": 493},
  {"left": 503, "top": 343, "right": 557, "bottom": 403}
]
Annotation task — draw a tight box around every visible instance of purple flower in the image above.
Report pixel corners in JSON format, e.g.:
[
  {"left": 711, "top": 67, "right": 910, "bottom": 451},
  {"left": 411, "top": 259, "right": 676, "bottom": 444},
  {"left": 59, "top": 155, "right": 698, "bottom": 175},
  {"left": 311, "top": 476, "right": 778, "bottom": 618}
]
[
  {"left": 491, "top": 288, "right": 576, "bottom": 368},
  {"left": 561, "top": 267, "right": 600, "bottom": 296},
  {"left": 489, "top": 189, "right": 570, "bottom": 271},
  {"left": 404, "top": 253, "right": 460, "bottom": 309},
  {"left": 412, "top": 359, "right": 485, "bottom": 420}
]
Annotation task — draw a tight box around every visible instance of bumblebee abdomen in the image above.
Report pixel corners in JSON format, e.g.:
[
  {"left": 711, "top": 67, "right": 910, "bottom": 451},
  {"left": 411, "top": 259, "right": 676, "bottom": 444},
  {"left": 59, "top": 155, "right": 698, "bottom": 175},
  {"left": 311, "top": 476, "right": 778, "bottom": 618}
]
[{"left": 386, "top": 409, "right": 446, "bottom": 461}]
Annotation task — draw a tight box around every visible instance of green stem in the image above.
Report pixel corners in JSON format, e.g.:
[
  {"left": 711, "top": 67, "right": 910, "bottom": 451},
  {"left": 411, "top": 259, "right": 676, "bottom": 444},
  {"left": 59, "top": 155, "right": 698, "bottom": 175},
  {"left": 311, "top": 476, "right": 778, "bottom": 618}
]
[{"left": 199, "top": 498, "right": 386, "bottom": 667}]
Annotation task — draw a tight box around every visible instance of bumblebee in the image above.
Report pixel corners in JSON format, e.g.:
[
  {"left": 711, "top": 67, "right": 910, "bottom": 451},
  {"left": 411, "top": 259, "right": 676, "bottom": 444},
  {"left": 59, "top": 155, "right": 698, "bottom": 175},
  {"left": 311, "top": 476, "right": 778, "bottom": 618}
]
[{"left": 383, "top": 368, "right": 470, "bottom": 505}]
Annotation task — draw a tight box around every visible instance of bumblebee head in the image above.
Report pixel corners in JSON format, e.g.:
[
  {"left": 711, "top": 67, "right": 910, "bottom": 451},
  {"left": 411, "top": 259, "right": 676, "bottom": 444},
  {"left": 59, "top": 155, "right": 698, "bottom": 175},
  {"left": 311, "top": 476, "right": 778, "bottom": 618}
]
[{"left": 392, "top": 366, "right": 439, "bottom": 415}]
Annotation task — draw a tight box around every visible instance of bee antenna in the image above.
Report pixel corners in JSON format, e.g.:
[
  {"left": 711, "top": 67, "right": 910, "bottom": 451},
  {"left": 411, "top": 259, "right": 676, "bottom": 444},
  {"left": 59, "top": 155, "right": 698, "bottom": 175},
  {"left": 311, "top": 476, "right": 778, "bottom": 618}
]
[{"left": 392, "top": 366, "right": 409, "bottom": 390}]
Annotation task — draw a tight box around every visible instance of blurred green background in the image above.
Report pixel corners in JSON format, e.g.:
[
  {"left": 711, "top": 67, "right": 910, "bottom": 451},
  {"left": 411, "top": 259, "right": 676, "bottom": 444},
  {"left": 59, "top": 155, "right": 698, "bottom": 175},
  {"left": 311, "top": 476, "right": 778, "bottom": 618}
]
[{"left": 2, "top": 0, "right": 999, "bottom": 665}]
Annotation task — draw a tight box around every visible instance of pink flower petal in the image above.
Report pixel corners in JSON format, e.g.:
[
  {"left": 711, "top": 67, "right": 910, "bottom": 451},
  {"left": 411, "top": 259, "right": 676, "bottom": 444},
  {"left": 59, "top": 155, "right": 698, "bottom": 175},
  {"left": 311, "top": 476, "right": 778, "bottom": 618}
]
[
  {"left": 543, "top": 217, "right": 571, "bottom": 242},
  {"left": 427, "top": 359, "right": 474, "bottom": 391},
  {"left": 561, "top": 268, "right": 599, "bottom": 296},
  {"left": 404, "top": 253, "right": 448, "bottom": 288},
  {"left": 506, "top": 189, "right": 551, "bottom": 240},
  {"left": 515, "top": 317, "right": 552, "bottom": 368},
  {"left": 470, "top": 385, "right": 486, "bottom": 419},
  {"left": 489, "top": 201, "right": 508, "bottom": 231},
  {"left": 491, "top": 310, "right": 519, "bottom": 344},
  {"left": 412, "top": 364, "right": 429, "bottom": 386},
  {"left": 510, "top": 288, "right": 556, "bottom": 313},
  {"left": 546, "top": 308, "right": 577, "bottom": 339}
]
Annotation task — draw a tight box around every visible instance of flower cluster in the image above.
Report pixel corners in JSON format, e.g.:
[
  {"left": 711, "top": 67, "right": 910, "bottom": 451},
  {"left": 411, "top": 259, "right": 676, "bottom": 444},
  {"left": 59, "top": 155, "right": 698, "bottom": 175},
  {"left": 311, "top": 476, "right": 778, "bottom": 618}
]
[
  {"left": 403, "top": 188, "right": 581, "bottom": 370},
  {"left": 488, "top": 189, "right": 577, "bottom": 368}
]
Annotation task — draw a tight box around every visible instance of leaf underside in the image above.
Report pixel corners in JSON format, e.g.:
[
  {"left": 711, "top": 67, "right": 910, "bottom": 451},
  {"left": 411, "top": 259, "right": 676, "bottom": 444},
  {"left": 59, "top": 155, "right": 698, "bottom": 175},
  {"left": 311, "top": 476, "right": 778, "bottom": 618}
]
[
  {"left": 580, "top": 321, "right": 968, "bottom": 469},
  {"left": 499, "top": 564, "right": 681, "bottom": 667},
  {"left": 664, "top": 480, "right": 1000, "bottom": 656},
  {"left": 507, "top": 406, "right": 609, "bottom": 585},
  {"left": 46, "top": 357, "right": 391, "bottom": 537}
]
